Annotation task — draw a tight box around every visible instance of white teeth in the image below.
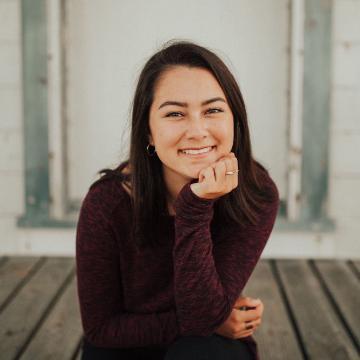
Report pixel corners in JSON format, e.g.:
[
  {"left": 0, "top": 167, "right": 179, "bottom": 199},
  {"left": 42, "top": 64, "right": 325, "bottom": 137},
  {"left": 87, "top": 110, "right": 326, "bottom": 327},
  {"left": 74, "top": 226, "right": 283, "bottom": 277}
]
[{"left": 182, "top": 146, "right": 213, "bottom": 155}]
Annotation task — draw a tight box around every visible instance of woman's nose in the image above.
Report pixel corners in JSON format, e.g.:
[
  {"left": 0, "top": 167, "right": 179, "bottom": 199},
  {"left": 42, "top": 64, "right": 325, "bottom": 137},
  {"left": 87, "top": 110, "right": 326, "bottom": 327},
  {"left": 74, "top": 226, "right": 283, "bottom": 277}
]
[{"left": 186, "top": 115, "right": 209, "bottom": 138}]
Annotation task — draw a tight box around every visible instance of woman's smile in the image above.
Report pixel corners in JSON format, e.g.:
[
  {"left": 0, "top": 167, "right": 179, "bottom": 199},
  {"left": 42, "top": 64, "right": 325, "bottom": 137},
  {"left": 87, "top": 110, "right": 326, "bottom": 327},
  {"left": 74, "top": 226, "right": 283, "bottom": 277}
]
[{"left": 178, "top": 145, "right": 216, "bottom": 158}]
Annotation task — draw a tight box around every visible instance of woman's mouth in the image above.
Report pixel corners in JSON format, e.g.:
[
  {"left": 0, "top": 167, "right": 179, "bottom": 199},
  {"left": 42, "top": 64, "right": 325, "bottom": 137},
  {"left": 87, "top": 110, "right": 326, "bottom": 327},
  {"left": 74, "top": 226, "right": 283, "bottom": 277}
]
[{"left": 178, "top": 146, "right": 216, "bottom": 158}]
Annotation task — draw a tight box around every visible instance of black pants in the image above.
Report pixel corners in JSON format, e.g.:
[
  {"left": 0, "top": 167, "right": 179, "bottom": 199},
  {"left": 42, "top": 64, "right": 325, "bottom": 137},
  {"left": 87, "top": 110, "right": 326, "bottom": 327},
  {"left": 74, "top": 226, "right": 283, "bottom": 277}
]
[{"left": 81, "top": 334, "right": 253, "bottom": 360}]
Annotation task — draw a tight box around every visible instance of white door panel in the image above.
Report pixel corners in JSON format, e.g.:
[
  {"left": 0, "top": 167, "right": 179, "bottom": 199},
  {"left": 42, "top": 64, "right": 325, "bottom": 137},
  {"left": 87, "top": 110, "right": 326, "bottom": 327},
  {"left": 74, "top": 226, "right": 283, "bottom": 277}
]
[{"left": 64, "top": 0, "right": 289, "bottom": 202}]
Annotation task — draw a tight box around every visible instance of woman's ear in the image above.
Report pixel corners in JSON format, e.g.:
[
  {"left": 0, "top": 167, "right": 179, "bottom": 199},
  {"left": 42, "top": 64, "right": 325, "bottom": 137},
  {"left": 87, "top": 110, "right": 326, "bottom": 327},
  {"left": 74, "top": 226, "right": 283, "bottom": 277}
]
[{"left": 148, "top": 134, "right": 154, "bottom": 146}]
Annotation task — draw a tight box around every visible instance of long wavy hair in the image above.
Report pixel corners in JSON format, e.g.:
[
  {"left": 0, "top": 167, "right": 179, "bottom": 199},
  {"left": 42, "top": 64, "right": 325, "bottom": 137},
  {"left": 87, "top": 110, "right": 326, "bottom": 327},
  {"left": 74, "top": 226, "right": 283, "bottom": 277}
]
[{"left": 93, "top": 39, "right": 276, "bottom": 249}]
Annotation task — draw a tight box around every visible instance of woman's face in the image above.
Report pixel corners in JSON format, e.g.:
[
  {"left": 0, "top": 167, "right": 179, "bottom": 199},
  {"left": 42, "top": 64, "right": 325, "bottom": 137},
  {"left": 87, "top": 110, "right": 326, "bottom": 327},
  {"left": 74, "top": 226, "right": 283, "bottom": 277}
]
[{"left": 148, "top": 66, "right": 234, "bottom": 184}]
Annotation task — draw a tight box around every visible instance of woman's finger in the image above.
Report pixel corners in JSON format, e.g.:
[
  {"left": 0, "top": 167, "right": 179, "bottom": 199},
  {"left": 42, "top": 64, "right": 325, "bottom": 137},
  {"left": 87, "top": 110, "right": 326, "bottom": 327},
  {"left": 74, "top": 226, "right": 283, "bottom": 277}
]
[
  {"left": 234, "top": 296, "right": 260, "bottom": 309},
  {"left": 192, "top": 152, "right": 239, "bottom": 199},
  {"left": 223, "top": 157, "right": 236, "bottom": 190},
  {"left": 243, "top": 317, "right": 261, "bottom": 331},
  {"left": 203, "top": 165, "right": 216, "bottom": 186},
  {"left": 238, "top": 308, "right": 260, "bottom": 323},
  {"left": 214, "top": 160, "right": 226, "bottom": 185},
  {"left": 235, "top": 329, "right": 254, "bottom": 339},
  {"left": 198, "top": 168, "right": 206, "bottom": 183},
  {"left": 231, "top": 155, "right": 239, "bottom": 187}
]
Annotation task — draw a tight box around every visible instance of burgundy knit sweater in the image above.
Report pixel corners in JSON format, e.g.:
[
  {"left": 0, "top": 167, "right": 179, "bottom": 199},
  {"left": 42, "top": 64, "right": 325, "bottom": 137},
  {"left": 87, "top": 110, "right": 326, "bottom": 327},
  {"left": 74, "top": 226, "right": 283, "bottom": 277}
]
[{"left": 76, "top": 171, "right": 280, "bottom": 359}]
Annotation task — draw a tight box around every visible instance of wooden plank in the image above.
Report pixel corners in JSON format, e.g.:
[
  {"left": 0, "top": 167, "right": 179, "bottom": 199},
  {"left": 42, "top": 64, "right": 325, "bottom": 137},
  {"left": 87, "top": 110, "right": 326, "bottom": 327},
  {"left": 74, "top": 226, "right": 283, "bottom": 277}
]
[
  {"left": 314, "top": 260, "right": 360, "bottom": 347},
  {"left": 0, "top": 256, "right": 8, "bottom": 268},
  {"left": 74, "top": 335, "right": 85, "bottom": 360},
  {"left": 276, "top": 259, "right": 358, "bottom": 359},
  {"left": 0, "top": 257, "right": 74, "bottom": 359},
  {"left": 352, "top": 260, "right": 360, "bottom": 276},
  {"left": 21, "top": 274, "right": 83, "bottom": 360},
  {"left": 0, "top": 256, "right": 41, "bottom": 312},
  {"left": 243, "top": 260, "right": 303, "bottom": 360},
  {"left": 75, "top": 349, "right": 82, "bottom": 360}
]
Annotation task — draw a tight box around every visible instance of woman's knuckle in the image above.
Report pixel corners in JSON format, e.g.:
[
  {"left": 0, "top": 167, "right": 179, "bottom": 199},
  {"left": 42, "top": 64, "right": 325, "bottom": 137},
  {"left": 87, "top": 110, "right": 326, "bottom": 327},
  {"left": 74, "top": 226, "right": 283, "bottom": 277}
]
[
  {"left": 234, "top": 325, "right": 242, "bottom": 333},
  {"left": 243, "top": 323, "right": 252, "bottom": 331}
]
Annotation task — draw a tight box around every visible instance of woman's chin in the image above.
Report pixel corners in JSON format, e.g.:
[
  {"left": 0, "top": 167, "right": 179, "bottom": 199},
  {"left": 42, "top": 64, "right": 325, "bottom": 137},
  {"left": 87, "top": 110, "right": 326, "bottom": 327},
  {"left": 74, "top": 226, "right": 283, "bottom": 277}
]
[{"left": 180, "top": 170, "right": 198, "bottom": 180}]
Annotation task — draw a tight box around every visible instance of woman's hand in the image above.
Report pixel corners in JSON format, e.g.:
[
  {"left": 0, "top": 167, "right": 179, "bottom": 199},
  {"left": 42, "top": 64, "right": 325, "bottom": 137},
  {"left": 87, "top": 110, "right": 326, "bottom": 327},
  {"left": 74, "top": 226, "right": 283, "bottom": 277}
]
[
  {"left": 214, "top": 297, "right": 264, "bottom": 340},
  {"left": 190, "top": 152, "right": 238, "bottom": 200}
]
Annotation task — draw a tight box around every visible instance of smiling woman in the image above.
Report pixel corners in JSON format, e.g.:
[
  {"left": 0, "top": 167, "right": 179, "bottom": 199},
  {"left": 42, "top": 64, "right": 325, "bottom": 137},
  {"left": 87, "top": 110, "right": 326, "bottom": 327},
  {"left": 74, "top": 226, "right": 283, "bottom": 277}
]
[
  {"left": 147, "top": 65, "right": 234, "bottom": 210},
  {"left": 76, "top": 39, "right": 279, "bottom": 360}
]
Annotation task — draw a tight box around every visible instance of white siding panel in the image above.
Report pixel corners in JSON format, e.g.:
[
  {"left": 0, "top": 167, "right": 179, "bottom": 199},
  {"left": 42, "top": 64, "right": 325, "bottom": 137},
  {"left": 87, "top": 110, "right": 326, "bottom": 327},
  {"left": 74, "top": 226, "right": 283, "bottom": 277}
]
[
  {"left": 0, "top": 0, "right": 20, "bottom": 41},
  {"left": 0, "top": 171, "right": 24, "bottom": 215},
  {"left": 329, "top": 176, "right": 360, "bottom": 218},
  {"left": 333, "top": 43, "right": 360, "bottom": 88},
  {"left": 333, "top": 0, "right": 360, "bottom": 43},
  {"left": 0, "top": 130, "right": 22, "bottom": 171},
  {"left": 330, "top": 131, "right": 360, "bottom": 175},
  {"left": 0, "top": 88, "right": 22, "bottom": 129},
  {"left": 331, "top": 88, "right": 360, "bottom": 132}
]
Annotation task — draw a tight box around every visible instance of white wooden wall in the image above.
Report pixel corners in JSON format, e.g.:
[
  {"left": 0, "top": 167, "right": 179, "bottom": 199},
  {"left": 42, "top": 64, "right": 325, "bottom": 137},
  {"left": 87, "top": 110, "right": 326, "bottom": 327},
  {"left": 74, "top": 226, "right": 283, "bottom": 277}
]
[
  {"left": 64, "top": 0, "right": 289, "bottom": 203},
  {"left": 0, "top": 0, "right": 26, "bottom": 244},
  {"left": 0, "top": 0, "right": 359, "bottom": 258},
  {"left": 328, "top": 0, "right": 360, "bottom": 257}
]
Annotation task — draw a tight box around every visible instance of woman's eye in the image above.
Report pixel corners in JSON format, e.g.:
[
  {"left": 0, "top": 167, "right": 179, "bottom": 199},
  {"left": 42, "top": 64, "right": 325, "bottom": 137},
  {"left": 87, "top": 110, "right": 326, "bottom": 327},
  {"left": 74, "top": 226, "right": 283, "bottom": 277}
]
[
  {"left": 207, "top": 108, "right": 223, "bottom": 114},
  {"left": 166, "top": 112, "right": 183, "bottom": 117},
  {"left": 165, "top": 108, "right": 223, "bottom": 118}
]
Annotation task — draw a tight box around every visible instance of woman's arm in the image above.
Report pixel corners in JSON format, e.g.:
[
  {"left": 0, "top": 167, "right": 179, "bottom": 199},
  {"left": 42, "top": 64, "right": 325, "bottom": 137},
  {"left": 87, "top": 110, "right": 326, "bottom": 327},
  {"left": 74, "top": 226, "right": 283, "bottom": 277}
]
[
  {"left": 76, "top": 184, "right": 179, "bottom": 348},
  {"left": 172, "top": 175, "right": 279, "bottom": 337}
]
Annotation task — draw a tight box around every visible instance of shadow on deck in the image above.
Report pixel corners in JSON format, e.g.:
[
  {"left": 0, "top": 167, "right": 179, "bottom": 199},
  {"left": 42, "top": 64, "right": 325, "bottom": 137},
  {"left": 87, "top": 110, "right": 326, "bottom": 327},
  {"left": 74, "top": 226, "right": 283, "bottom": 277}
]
[{"left": 0, "top": 257, "right": 359, "bottom": 359}]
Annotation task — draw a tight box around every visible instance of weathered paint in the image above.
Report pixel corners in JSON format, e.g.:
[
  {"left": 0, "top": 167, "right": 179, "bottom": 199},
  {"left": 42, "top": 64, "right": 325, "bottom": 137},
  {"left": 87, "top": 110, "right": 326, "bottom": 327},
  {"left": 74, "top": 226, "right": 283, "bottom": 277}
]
[
  {"left": 17, "top": 0, "right": 51, "bottom": 227},
  {"left": 301, "top": 0, "right": 334, "bottom": 229}
]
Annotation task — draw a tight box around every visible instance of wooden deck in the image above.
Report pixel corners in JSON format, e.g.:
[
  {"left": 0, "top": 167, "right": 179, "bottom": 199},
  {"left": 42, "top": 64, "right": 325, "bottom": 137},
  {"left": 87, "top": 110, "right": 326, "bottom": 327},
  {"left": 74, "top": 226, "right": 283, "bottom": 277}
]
[{"left": 0, "top": 257, "right": 359, "bottom": 359}]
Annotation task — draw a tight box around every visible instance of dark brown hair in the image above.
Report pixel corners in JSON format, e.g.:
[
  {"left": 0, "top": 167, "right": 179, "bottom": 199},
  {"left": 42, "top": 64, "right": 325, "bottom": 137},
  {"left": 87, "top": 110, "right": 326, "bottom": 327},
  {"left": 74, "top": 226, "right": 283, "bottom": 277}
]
[{"left": 93, "top": 39, "right": 277, "bottom": 249}]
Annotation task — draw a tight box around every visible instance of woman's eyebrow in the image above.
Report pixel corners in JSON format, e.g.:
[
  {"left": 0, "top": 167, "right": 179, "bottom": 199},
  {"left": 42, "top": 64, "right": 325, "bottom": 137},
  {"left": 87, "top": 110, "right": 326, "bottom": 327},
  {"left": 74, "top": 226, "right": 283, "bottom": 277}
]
[{"left": 158, "top": 97, "right": 226, "bottom": 110}]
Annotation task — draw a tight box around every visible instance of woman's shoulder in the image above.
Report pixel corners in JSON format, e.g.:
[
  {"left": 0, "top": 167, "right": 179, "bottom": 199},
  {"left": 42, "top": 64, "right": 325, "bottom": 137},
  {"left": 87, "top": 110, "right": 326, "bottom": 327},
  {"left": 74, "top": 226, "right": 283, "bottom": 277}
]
[
  {"left": 92, "top": 161, "right": 132, "bottom": 195},
  {"left": 80, "top": 164, "right": 132, "bottom": 220},
  {"left": 253, "top": 164, "right": 280, "bottom": 226},
  {"left": 118, "top": 163, "right": 132, "bottom": 197},
  {"left": 254, "top": 161, "right": 279, "bottom": 203}
]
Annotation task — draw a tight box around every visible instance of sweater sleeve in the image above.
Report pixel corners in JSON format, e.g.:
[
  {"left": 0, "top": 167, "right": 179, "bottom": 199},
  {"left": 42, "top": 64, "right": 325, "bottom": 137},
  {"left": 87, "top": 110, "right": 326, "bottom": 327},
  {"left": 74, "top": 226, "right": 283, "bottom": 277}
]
[
  {"left": 173, "top": 175, "right": 280, "bottom": 337},
  {"left": 76, "top": 184, "right": 179, "bottom": 348}
]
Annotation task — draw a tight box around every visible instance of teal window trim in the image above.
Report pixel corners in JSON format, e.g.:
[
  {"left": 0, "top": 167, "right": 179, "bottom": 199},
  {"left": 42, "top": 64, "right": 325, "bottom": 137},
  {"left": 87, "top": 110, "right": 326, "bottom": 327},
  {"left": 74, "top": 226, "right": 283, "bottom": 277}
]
[
  {"left": 300, "top": 0, "right": 335, "bottom": 230},
  {"left": 17, "top": 0, "right": 53, "bottom": 227},
  {"left": 17, "top": 0, "right": 335, "bottom": 232}
]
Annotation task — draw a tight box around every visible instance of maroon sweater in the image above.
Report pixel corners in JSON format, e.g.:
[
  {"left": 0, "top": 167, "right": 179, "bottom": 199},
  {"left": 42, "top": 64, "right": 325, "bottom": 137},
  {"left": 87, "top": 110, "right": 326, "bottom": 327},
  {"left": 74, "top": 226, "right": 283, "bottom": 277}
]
[{"left": 76, "top": 172, "right": 279, "bottom": 359}]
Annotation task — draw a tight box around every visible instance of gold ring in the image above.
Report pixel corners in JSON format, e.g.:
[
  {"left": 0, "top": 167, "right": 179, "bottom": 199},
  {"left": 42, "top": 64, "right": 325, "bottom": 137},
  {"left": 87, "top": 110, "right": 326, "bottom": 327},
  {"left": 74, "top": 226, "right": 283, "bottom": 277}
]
[{"left": 225, "top": 169, "right": 239, "bottom": 175}]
